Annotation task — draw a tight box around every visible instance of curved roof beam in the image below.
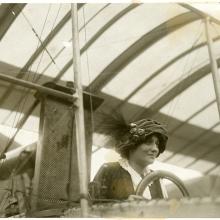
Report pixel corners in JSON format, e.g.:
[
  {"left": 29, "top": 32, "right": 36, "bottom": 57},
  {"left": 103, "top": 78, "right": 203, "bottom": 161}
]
[
  {"left": 136, "top": 58, "right": 220, "bottom": 119},
  {"left": 0, "top": 4, "right": 139, "bottom": 152},
  {"left": 169, "top": 99, "right": 216, "bottom": 134},
  {"left": 19, "top": 10, "right": 73, "bottom": 75},
  {"left": 185, "top": 143, "right": 220, "bottom": 168},
  {"left": 0, "top": 12, "right": 70, "bottom": 103},
  {"left": 114, "top": 36, "right": 220, "bottom": 112},
  {"left": 162, "top": 121, "right": 220, "bottom": 163},
  {"left": 52, "top": 4, "right": 140, "bottom": 85},
  {"left": 28, "top": 4, "right": 139, "bottom": 84},
  {"left": 0, "top": 5, "right": 84, "bottom": 106},
  {"left": 161, "top": 100, "right": 218, "bottom": 166},
  {"left": 81, "top": 4, "right": 140, "bottom": 53},
  {"left": 87, "top": 11, "right": 200, "bottom": 93},
  {"left": 0, "top": 3, "right": 26, "bottom": 40},
  {"left": 0, "top": 4, "right": 137, "bottom": 107},
  {"left": 1, "top": 4, "right": 138, "bottom": 110},
  {"left": 180, "top": 3, "right": 220, "bottom": 25},
  {"left": 130, "top": 60, "right": 220, "bottom": 164},
  {"left": 32, "top": 4, "right": 112, "bottom": 80}
]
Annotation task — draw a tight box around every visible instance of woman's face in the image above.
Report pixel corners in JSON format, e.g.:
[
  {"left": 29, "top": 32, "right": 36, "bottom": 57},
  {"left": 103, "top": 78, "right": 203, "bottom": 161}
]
[{"left": 129, "top": 135, "right": 160, "bottom": 167}]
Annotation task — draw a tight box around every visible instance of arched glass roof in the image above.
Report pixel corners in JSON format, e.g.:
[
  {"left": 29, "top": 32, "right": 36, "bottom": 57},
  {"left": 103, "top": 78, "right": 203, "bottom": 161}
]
[{"left": 0, "top": 3, "right": 220, "bottom": 182}]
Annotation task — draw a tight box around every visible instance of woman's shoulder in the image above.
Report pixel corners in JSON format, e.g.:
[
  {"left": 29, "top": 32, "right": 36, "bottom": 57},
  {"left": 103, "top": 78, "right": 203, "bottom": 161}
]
[
  {"left": 101, "top": 161, "right": 121, "bottom": 170},
  {"left": 93, "top": 162, "right": 122, "bottom": 180},
  {"left": 94, "top": 161, "right": 130, "bottom": 180}
]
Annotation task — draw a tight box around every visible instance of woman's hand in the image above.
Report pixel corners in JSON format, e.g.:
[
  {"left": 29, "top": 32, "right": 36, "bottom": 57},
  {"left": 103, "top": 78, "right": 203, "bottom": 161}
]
[{"left": 127, "top": 195, "right": 148, "bottom": 201}]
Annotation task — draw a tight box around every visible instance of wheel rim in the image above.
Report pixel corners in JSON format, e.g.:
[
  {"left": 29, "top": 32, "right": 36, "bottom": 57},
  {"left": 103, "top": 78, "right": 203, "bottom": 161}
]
[{"left": 136, "top": 170, "right": 190, "bottom": 198}]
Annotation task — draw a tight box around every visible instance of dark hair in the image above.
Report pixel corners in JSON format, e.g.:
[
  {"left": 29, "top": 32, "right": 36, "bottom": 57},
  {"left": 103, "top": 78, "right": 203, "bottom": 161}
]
[
  {"left": 96, "top": 112, "right": 168, "bottom": 158},
  {"left": 116, "top": 133, "right": 166, "bottom": 159},
  {"left": 115, "top": 118, "right": 168, "bottom": 158}
]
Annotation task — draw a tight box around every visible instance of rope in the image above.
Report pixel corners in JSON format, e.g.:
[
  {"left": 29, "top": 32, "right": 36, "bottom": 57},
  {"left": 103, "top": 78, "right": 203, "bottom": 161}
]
[
  {"left": 129, "top": 20, "right": 203, "bottom": 123},
  {"left": 200, "top": 21, "right": 220, "bottom": 196},
  {"left": 33, "top": 4, "right": 62, "bottom": 82},
  {"left": 0, "top": 107, "right": 72, "bottom": 212},
  {"left": 2, "top": 4, "right": 62, "bottom": 125},
  {"left": 35, "top": 4, "right": 110, "bottom": 82},
  {"left": 2, "top": 108, "right": 78, "bottom": 207},
  {"left": 161, "top": 21, "right": 220, "bottom": 163},
  {"left": 1, "top": 5, "right": 53, "bottom": 146},
  {"left": 0, "top": 5, "right": 63, "bottom": 158},
  {"left": 82, "top": 5, "right": 95, "bottom": 147},
  {"left": 164, "top": 20, "right": 203, "bottom": 127},
  {"left": 32, "top": 4, "right": 53, "bottom": 81},
  {"left": 0, "top": 8, "right": 66, "bottom": 212},
  {"left": 20, "top": 8, "right": 59, "bottom": 68},
  {"left": 0, "top": 3, "right": 110, "bottom": 136},
  {"left": 7, "top": 4, "right": 61, "bottom": 142}
]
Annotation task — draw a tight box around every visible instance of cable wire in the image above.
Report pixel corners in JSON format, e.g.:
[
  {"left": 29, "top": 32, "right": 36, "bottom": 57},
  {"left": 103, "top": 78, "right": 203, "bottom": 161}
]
[
  {"left": 20, "top": 9, "right": 59, "bottom": 68},
  {"left": 1, "top": 5, "right": 63, "bottom": 157},
  {"left": 82, "top": 5, "right": 95, "bottom": 151},
  {"left": 164, "top": 20, "right": 203, "bottom": 126}
]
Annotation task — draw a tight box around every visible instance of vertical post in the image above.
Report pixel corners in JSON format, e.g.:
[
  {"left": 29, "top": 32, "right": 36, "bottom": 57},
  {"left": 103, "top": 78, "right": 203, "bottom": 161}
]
[
  {"left": 71, "top": 3, "right": 89, "bottom": 217},
  {"left": 205, "top": 17, "right": 220, "bottom": 119}
]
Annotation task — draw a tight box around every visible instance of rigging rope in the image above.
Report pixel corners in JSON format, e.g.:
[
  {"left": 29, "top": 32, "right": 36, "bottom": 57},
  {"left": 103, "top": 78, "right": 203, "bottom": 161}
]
[
  {"left": 0, "top": 4, "right": 62, "bottom": 158},
  {"left": 20, "top": 9, "right": 59, "bottom": 68},
  {"left": 0, "top": 108, "right": 72, "bottom": 212},
  {"left": 161, "top": 21, "right": 220, "bottom": 163},
  {"left": 82, "top": 5, "right": 95, "bottom": 153},
  {"left": 32, "top": 4, "right": 62, "bottom": 82},
  {"left": 202, "top": 21, "right": 220, "bottom": 198},
  {"left": 2, "top": 4, "right": 62, "bottom": 124},
  {"left": 90, "top": 14, "right": 205, "bottom": 156},
  {"left": 164, "top": 20, "right": 203, "bottom": 127},
  {"left": 129, "top": 20, "right": 203, "bottom": 123},
  {"left": 32, "top": 4, "right": 53, "bottom": 82},
  {"left": 5, "top": 4, "right": 62, "bottom": 151},
  {"left": 34, "top": 4, "right": 110, "bottom": 82},
  {"left": 0, "top": 8, "right": 66, "bottom": 214},
  {"left": 3, "top": 5, "right": 53, "bottom": 124}
]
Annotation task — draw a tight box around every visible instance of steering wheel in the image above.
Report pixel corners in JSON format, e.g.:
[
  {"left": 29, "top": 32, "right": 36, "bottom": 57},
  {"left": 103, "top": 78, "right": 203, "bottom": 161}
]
[{"left": 136, "top": 170, "right": 190, "bottom": 198}]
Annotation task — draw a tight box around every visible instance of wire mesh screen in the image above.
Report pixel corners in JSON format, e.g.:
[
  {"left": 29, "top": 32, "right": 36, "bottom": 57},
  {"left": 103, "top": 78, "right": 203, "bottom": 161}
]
[{"left": 31, "top": 96, "right": 92, "bottom": 210}]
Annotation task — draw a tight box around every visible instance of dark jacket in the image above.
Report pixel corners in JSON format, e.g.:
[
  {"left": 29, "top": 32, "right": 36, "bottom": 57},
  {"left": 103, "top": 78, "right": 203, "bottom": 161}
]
[{"left": 89, "top": 162, "right": 162, "bottom": 201}]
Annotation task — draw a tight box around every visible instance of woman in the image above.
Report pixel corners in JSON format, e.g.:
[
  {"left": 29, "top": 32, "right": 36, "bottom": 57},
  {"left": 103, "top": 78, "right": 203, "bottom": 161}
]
[{"left": 90, "top": 117, "right": 168, "bottom": 201}]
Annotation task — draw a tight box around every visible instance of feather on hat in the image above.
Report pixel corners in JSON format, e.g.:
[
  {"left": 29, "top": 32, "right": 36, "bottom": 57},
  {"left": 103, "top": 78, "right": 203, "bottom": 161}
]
[{"left": 96, "top": 111, "right": 168, "bottom": 156}]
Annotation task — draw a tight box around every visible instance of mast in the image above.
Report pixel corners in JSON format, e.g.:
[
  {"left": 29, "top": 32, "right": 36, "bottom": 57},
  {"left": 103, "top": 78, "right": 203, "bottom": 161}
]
[
  {"left": 204, "top": 17, "right": 220, "bottom": 119},
  {"left": 71, "top": 3, "right": 89, "bottom": 217}
]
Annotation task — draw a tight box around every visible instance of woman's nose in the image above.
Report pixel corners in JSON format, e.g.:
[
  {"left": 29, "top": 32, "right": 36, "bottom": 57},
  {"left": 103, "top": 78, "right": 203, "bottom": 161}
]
[{"left": 150, "top": 143, "right": 159, "bottom": 153}]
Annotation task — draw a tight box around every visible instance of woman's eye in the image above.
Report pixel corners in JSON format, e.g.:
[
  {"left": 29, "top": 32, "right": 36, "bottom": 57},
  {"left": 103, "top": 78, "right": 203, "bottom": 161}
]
[
  {"left": 145, "top": 138, "right": 153, "bottom": 144},
  {"left": 145, "top": 137, "right": 159, "bottom": 146},
  {"left": 155, "top": 140, "right": 160, "bottom": 146}
]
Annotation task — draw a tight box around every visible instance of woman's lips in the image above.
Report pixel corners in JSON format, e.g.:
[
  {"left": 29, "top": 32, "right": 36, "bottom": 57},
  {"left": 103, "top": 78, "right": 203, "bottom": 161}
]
[{"left": 147, "top": 154, "right": 156, "bottom": 158}]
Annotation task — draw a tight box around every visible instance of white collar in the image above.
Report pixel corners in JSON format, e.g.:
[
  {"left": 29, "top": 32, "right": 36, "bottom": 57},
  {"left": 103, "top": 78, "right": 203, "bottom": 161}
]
[{"left": 118, "top": 158, "right": 151, "bottom": 190}]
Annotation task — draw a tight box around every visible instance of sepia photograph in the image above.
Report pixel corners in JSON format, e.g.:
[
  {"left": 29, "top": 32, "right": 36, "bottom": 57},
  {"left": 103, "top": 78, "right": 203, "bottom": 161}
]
[{"left": 0, "top": 1, "right": 219, "bottom": 217}]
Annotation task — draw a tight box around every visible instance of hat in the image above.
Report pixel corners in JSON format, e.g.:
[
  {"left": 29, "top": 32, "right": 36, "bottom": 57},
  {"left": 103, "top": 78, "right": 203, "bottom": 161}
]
[
  {"left": 117, "top": 118, "right": 168, "bottom": 156},
  {"left": 96, "top": 112, "right": 168, "bottom": 156}
]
